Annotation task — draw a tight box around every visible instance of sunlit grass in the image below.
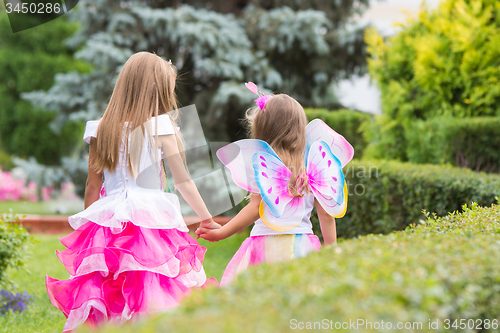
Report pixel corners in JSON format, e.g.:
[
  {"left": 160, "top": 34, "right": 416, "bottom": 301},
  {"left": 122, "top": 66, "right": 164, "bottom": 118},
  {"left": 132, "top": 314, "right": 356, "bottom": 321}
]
[
  {"left": 0, "top": 231, "right": 247, "bottom": 332},
  {"left": 0, "top": 234, "right": 68, "bottom": 333}
]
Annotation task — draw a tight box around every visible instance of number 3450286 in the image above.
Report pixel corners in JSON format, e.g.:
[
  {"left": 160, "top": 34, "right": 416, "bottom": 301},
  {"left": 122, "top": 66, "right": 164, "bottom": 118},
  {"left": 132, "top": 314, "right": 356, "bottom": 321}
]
[
  {"left": 444, "top": 319, "right": 498, "bottom": 330},
  {"left": 5, "top": 2, "right": 62, "bottom": 14}
]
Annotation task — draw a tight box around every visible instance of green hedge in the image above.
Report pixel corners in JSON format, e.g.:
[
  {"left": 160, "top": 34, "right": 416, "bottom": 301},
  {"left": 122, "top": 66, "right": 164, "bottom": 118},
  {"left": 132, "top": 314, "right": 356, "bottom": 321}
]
[
  {"left": 304, "top": 108, "right": 371, "bottom": 157},
  {"left": 0, "top": 215, "right": 30, "bottom": 288},
  {"left": 406, "top": 116, "right": 500, "bottom": 173},
  {"left": 311, "top": 159, "right": 500, "bottom": 239},
  {"left": 96, "top": 204, "right": 500, "bottom": 333}
]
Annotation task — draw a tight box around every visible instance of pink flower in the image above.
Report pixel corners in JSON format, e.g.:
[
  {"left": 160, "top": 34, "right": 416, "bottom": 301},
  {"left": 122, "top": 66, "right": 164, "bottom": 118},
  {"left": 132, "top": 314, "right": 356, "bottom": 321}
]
[
  {"left": 23, "top": 181, "right": 38, "bottom": 202},
  {"left": 59, "top": 181, "right": 79, "bottom": 200},
  {"left": 41, "top": 186, "right": 54, "bottom": 202},
  {"left": 0, "top": 168, "right": 29, "bottom": 201}
]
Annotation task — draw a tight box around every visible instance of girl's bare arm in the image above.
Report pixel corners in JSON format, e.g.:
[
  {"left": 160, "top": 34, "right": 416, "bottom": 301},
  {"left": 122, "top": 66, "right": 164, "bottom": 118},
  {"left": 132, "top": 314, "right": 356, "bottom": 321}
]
[
  {"left": 157, "top": 134, "right": 218, "bottom": 228},
  {"left": 198, "top": 193, "right": 261, "bottom": 241},
  {"left": 315, "top": 198, "right": 337, "bottom": 245},
  {"left": 84, "top": 139, "right": 103, "bottom": 209}
]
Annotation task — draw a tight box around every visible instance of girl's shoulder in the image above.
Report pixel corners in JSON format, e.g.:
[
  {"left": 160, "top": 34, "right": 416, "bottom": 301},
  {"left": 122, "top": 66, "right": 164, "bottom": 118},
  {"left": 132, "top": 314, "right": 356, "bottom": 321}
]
[
  {"left": 149, "top": 114, "right": 176, "bottom": 136},
  {"left": 82, "top": 114, "right": 177, "bottom": 143},
  {"left": 83, "top": 119, "right": 101, "bottom": 143}
]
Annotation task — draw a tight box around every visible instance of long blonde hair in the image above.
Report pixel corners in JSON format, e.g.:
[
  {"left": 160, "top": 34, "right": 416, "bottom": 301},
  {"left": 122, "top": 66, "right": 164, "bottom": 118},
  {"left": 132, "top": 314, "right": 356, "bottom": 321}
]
[
  {"left": 246, "top": 94, "right": 309, "bottom": 197},
  {"left": 93, "top": 52, "right": 183, "bottom": 174}
]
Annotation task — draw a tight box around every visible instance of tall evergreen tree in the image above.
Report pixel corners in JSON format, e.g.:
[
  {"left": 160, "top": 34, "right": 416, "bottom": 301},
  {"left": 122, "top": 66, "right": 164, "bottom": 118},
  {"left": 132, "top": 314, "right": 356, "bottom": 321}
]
[{"left": 22, "top": 0, "right": 370, "bottom": 194}]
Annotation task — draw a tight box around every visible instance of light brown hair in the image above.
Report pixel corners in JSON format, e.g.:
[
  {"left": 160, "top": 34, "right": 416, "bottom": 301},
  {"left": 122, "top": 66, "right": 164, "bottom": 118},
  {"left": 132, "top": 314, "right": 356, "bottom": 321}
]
[
  {"left": 246, "top": 94, "right": 309, "bottom": 197},
  {"left": 93, "top": 52, "right": 183, "bottom": 175}
]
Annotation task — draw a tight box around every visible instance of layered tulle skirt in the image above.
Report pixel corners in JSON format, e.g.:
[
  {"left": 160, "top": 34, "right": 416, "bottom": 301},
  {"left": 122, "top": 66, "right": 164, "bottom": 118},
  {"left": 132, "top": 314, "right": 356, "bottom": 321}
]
[
  {"left": 221, "top": 233, "right": 321, "bottom": 286},
  {"left": 46, "top": 221, "right": 216, "bottom": 332}
]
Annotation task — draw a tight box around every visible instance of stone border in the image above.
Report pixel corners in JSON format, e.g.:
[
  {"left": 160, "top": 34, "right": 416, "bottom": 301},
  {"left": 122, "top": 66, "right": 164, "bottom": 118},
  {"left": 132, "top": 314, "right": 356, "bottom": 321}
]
[{"left": 16, "top": 215, "right": 233, "bottom": 234}]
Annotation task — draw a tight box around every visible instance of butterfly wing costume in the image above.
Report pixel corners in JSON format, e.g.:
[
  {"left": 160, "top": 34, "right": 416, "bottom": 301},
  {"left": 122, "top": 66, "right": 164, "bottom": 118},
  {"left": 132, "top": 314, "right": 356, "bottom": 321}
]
[{"left": 217, "top": 119, "right": 354, "bottom": 232}]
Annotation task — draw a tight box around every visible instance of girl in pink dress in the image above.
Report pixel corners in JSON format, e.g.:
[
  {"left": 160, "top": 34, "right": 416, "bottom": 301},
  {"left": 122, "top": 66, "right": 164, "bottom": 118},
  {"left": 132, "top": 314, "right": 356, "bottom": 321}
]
[
  {"left": 46, "top": 52, "right": 220, "bottom": 332},
  {"left": 198, "top": 83, "right": 354, "bottom": 285}
]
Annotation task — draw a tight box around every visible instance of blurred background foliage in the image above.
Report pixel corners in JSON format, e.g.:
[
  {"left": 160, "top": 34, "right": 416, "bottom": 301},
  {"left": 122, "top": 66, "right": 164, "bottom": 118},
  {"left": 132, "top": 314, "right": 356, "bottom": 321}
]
[
  {"left": 0, "top": 11, "right": 88, "bottom": 166},
  {"left": 2, "top": 0, "right": 500, "bottom": 235},
  {"left": 22, "top": 0, "right": 370, "bottom": 138},
  {"left": 363, "top": 0, "right": 500, "bottom": 162},
  {"left": 10, "top": 0, "right": 372, "bottom": 195}
]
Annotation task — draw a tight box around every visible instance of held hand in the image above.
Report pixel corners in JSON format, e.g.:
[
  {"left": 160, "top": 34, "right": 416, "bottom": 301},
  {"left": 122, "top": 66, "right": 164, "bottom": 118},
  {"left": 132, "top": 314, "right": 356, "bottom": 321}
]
[
  {"left": 200, "top": 218, "right": 221, "bottom": 230},
  {"left": 198, "top": 228, "right": 224, "bottom": 242},
  {"left": 195, "top": 218, "right": 221, "bottom": 238}
]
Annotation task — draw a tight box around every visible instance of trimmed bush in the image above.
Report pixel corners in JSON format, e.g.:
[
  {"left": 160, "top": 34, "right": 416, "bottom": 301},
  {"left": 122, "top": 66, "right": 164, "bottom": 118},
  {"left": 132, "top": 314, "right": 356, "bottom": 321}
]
[
  {"left": 406, "top": 116, "right": 500, "bottom": 173},
  {"left": 311, "top": 159, "right": 500, "bottom": 239},
  {"left": 96, "top": 204, "right": 500, "bottom": 333},
  {"left": 304, "top": 108, "right": 371, "bottom": 158},
  {"left": 409, "top": 201, "right": 500, "bottom": 236},
  {"left": 0, "top": 215, "right": 30, "bottom": 288}
]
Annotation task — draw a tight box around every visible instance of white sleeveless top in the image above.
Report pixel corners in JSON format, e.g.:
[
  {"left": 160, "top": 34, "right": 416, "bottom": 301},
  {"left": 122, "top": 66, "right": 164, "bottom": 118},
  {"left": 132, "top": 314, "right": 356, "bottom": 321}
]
[
  {"left": 68, "top": 114, "right": 188, "bottom": 233},
  {"left": 250, "top": 193, "right": 315, "bottom": 236}
]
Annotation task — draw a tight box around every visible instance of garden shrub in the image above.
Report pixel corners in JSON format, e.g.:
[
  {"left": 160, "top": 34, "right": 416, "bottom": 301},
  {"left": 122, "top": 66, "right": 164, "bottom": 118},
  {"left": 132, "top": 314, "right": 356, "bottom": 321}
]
[
  {"left": 0, "top": 152, "right": 14, "bottom": 171},
  {"left": 364, "top": 0, "right": 500, "bottom": 160},
  {"left": 97, "top": 204, "right": 500, "bottom": 333},
  {"left": 408, "top": 201, "right": 500, "bottom": 236},
  {"left": 310, "top": 159, "right": 500, "bottom": 239},
  {"left": 0, "top": 215, "right": 30, "bottom": 288},
  {"left": 406, "top": 116, "right": 500, "bottom": 173},
  {"left": 304, "top": 108, "right": 371, "bottom": 158}
]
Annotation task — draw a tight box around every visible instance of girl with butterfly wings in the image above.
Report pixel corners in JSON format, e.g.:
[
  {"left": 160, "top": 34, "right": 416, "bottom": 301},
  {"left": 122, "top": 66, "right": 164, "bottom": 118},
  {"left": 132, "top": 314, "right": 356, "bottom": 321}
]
[{"left": 196, "top": 83, "right": 354, "bottom": 286}]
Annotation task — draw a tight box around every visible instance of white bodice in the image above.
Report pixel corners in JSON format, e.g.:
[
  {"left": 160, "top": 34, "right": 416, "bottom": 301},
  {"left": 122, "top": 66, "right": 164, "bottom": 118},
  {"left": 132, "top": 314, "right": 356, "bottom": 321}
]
[
  {"left": 69, "top": 115, "right": 188, "bottom": 233},
  {"left": 83, "top": 115, "right": 175, "bottom": 194},
  {"left": 250, "top": 193, "right": 315, "bottom": 236}
]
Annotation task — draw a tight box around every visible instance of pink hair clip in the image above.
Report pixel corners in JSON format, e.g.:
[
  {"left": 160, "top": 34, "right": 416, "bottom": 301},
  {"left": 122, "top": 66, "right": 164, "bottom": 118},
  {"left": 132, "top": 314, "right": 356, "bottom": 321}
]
[{"left": 245, "top": 82, "right": 270, "bottom": 112}]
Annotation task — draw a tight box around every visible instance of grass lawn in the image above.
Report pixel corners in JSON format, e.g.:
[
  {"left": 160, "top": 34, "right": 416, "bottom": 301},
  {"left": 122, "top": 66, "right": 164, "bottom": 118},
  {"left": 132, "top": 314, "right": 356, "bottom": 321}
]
[
  {"left": 0, "top": 231, "right": 247, "bottom": 333},
  {"left": 0, "top": 200, "right": 83, "bottom": 216}
]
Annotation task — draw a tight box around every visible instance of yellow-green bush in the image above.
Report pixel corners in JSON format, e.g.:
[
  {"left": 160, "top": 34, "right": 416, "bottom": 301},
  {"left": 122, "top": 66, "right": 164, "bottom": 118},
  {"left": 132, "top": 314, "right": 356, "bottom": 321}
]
[
  {"left": 96, "top": 204, "right": 500, "bottom": 333},
  {"left": 364, "top": 0, "right": 500, "bottom": 161}
]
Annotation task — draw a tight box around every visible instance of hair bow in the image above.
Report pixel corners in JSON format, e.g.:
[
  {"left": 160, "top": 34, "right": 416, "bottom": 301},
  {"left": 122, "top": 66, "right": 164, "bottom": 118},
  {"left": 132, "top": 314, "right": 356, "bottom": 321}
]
[{"left": 245, "top": 82, "right": 270, "bottom": 112}]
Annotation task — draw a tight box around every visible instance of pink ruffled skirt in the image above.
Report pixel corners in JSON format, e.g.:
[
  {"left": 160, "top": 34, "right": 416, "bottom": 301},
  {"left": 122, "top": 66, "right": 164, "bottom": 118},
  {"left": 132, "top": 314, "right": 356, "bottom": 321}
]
[
  {"left": 221, "top": 233, "right": 321, "bottom": 286},
  {"left": 46, "top": 221, "right": 216, "bottom": 332}
]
